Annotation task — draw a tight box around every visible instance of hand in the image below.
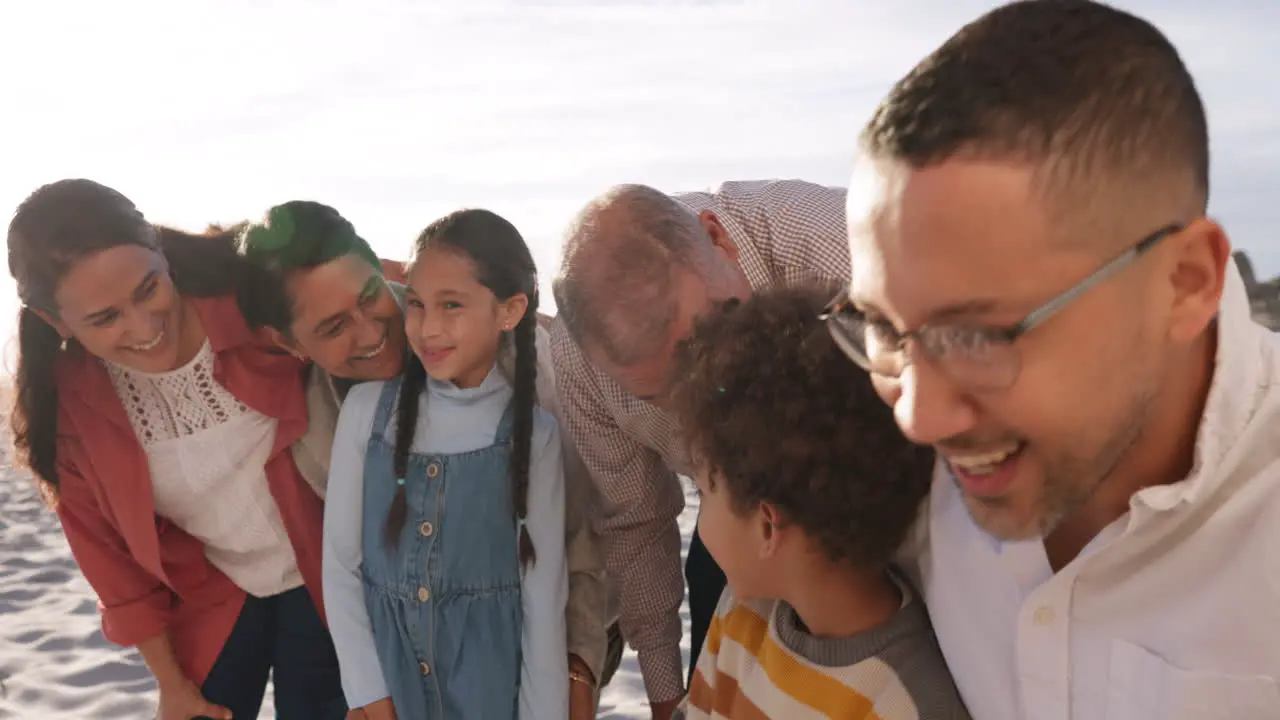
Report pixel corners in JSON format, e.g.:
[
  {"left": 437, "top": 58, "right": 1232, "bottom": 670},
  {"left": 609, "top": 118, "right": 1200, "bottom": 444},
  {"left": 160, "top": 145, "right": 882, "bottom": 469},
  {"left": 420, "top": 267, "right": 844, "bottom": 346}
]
[
  {"left": 155, "top": 678, "right": 231, "bottom": 720},
  {"left": 650, "top": 697, "right": 680, "bottom": 720},
  {"left": 358, "top": 697, "right": 398, "bottom": 720}
]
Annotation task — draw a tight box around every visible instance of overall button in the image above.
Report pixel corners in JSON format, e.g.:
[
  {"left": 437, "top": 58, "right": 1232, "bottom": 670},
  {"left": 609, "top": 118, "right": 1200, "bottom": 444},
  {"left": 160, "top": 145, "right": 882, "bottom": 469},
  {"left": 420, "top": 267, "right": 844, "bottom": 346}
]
[
  {"left": 419, "top": 521, "right": 434, "bottom": 537},
  {"left": 419, "top": 661, "right": 431, "bottom": 676},
  {"left": 1033, "top": 606, "right": 1055, "bottom": 626},
  {"left": 426, "top": 462, "right": 441, "bottom": 479},
  {"left": 417, "top": 586, "right": 431, "bottom": 602}
]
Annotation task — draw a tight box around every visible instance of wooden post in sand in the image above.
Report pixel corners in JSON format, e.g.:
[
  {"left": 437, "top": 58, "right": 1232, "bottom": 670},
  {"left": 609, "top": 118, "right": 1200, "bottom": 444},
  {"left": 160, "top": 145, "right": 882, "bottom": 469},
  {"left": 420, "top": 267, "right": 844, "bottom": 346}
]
[{"left": 1236, "top": 251, "right": 1280, "bottom": 330}]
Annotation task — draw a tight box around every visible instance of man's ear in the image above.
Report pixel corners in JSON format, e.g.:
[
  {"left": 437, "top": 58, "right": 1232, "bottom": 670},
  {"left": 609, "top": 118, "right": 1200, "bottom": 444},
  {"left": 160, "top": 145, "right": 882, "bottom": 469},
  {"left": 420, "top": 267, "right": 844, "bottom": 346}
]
[
  {"left": 700, "top": 210, "right": 740, "bottom": 264},
  {"left": 29, "top": 307, "right": 71, "bottom": 339},
  {"left": 267, "top": 328, "right": 308, "bottom": 361},
  {"left": 1164, "top": 218, "right": 1230, "bottom": 345}
]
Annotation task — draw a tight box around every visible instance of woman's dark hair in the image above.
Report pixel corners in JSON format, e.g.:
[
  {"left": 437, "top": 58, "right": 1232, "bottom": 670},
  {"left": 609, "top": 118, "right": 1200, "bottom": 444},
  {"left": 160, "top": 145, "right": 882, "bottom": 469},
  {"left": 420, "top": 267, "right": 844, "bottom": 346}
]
[
  {"left": 7, "top": 179, "right": 241, "bottom": 499},
  {"left": 235, "top": 201, "right": 381, "bottom": 334},
  {"left": 385, "top": 209, "right": 539, "bottom": 567},
  {"left": 670, "top": 283, "right": 935, "bottom": 570}
]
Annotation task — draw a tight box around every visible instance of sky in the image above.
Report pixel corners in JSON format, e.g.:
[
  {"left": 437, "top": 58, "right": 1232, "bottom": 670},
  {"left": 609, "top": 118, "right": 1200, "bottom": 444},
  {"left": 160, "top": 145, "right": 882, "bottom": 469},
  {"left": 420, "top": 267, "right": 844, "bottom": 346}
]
[{"left": 0, "top": 0, "right": 1276, "bottom": 365}]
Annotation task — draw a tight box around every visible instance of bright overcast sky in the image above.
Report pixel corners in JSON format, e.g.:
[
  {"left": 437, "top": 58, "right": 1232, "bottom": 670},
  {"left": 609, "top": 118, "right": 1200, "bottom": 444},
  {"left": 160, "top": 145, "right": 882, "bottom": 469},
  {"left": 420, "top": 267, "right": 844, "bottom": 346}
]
[{"left": 0, "top": 0, "right": 1275, "bottom": 360}]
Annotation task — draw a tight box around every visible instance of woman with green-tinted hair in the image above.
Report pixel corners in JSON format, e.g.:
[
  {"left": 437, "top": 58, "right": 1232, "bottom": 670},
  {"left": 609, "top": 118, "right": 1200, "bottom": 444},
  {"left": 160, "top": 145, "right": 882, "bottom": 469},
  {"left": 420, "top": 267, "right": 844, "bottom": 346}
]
[
  {"left": 237, "top": 201, "right": 614, "bottom": 720},
  {"left": 236, "top": 201, "right": 411, "bottom": 390}
]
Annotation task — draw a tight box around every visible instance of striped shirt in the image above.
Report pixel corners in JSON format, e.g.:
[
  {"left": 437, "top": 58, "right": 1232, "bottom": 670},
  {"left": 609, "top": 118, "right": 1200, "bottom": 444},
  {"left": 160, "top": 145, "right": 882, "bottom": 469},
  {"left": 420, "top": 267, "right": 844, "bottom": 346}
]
[
  {"left": 677, "top": 575, "right": 970, "bottom": 720},
  {"left": 549, "top": 179, "right": 850, "bottom": 701}
]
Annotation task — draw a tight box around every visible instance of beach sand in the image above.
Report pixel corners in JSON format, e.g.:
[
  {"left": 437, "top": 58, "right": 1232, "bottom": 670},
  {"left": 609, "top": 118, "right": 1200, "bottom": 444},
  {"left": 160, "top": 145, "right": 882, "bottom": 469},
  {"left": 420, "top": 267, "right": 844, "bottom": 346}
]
[{"left": 0, "top": 461, "right": 696, "bottom": 719}]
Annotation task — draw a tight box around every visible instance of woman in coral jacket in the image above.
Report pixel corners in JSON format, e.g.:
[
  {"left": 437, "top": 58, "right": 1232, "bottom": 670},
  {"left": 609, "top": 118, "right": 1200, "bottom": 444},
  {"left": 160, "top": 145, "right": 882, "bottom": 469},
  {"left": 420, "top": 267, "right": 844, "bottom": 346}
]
[{"left": 6, "top": 179, "right": 346, "bottom": 720}]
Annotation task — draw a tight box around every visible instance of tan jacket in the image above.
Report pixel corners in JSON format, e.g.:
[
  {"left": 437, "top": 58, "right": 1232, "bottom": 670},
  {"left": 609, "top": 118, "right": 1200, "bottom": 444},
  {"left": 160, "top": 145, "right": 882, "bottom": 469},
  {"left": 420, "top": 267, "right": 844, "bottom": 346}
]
[{"left": 290, "top": 322, "right": 609, "bottom": 681}]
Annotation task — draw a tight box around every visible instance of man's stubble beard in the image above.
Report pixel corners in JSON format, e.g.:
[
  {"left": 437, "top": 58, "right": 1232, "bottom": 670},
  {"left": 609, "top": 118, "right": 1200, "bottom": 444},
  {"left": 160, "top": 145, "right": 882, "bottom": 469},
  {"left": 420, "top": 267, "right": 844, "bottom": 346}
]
[{"left": 1034, "top": 367, "right": 1161, "bottom": 539}]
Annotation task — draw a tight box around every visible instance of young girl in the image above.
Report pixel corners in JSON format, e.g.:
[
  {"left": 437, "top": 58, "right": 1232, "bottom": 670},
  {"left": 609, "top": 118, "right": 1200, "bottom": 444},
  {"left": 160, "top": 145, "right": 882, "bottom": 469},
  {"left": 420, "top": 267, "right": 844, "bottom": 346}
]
[
  {"left": 324, "top": 209, "right": 569, "bottom": 719},
  {"left": 6, "top": 179, "right": 346, "bottom": 719}
]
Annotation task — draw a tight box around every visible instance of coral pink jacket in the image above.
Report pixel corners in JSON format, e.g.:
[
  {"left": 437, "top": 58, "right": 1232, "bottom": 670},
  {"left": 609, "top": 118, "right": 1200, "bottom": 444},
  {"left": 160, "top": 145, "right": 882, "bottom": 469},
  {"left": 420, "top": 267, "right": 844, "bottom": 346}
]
[{"left": 52, "top": 295, "right": 326, "bottom": 685}]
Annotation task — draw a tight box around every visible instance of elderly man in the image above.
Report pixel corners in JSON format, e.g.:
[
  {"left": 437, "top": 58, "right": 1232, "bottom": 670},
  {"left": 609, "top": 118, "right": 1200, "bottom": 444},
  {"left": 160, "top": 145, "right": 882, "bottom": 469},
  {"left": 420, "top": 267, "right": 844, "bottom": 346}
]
[
  {"left": 233, "top": 201, "right": 609, "bottom": 720},
  {"left": 835, "top": 1, "right": 1280, "bottom": 718},
  {"left": 550, "top": 180, "right": 848, "bottom": 715}
]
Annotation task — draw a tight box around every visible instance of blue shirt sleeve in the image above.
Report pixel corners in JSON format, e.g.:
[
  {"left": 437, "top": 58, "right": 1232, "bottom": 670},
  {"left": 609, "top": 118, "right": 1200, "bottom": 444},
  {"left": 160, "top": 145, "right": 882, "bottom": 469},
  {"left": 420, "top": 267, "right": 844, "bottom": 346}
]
[
  {"left": 322, "top": 382, "right": 391, "bottom": 709},
  {"left": 517, "top": 407, "right": 570, "bottom": 720}
]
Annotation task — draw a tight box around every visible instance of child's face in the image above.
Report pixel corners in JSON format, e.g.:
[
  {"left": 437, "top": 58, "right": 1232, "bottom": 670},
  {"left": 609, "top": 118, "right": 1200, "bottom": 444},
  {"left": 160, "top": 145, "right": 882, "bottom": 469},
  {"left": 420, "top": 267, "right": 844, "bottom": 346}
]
[
  {"left": 693, "top": 467, "right": 777, "bottom": 601},
  {"left": 404, "top": 246, "right": 527, "bottom": 388}
]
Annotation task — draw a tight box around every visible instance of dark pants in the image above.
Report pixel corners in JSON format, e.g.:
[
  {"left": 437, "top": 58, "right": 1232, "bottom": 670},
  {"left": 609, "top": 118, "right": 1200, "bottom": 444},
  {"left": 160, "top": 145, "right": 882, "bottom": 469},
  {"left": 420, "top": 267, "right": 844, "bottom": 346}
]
[
  {"left": 684, "top": 526, "right": 727, "bottom": 684},
  {"left": 199, "top": 586, "right": 347, "bottom": 720}
]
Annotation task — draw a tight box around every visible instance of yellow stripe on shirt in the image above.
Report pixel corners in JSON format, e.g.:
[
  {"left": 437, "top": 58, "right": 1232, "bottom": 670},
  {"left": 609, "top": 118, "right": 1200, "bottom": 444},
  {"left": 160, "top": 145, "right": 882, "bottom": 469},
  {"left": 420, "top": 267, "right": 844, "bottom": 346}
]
[{"left": 719, "top": 603, "right": 884, "bottom": 720}]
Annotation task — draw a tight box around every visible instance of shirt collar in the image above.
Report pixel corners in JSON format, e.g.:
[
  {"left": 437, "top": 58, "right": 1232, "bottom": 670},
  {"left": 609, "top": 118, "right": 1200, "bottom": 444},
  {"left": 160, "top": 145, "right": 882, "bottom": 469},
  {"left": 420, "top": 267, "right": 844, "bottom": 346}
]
[
  {"left": 674, "top": 191, "right": 775, "bottom": 292},
  {"left": 425, "top": 363, "right": 509, "bottom": 402},
  {"left": 1133, "top": 259, "right": 1277, "bottom": 512}
]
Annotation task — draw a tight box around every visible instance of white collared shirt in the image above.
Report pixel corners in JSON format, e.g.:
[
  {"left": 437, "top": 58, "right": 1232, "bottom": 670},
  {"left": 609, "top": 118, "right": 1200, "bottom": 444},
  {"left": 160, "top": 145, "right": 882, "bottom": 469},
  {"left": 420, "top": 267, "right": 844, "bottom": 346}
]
[{"left": 909, "top": 262, "right": 1280, "bottom": 720}]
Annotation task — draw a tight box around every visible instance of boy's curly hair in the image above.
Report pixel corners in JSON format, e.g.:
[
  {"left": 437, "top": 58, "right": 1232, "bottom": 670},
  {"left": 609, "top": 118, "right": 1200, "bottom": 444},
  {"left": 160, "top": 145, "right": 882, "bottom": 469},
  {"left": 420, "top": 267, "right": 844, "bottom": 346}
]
[{"left": 670, "top": 283, "right": 934, "bottom": 570}]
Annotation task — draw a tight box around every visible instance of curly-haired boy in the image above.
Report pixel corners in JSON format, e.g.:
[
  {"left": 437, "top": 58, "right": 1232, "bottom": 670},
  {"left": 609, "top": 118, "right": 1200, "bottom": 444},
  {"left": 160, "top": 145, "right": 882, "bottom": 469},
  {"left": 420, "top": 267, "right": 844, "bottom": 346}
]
[{"left": 669, "top": 284, "right": 969, "bottom": 719}]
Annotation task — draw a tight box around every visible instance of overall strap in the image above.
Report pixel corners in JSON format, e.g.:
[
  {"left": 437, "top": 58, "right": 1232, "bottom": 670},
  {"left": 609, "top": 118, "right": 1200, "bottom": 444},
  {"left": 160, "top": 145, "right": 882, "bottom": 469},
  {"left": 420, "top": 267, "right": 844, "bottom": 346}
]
[
  {"left": 371, "top": 377, "right": 403, "bottom": 440},
  {"left": 494, "top": 400, "right": 517, "bottom": 446}
]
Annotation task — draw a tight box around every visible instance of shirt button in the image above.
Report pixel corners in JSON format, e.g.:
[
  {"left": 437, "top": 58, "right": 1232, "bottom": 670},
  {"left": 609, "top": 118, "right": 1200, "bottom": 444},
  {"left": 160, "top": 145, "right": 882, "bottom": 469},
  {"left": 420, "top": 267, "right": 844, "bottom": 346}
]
[
  {"left": 419, "top": 661, "right": 431, "bottom": 676},
  {"left": 426, "top": 462, "right": 441, "bottom": 479},
  {"left": 1033, "top": 606, "right": 1055, "bottom": 626},
  {"left": 419, "top": 521, "right": 434, "bottom": 537},
  {"left": 417, "top": 586, "right": 430, "bottom": 602}
]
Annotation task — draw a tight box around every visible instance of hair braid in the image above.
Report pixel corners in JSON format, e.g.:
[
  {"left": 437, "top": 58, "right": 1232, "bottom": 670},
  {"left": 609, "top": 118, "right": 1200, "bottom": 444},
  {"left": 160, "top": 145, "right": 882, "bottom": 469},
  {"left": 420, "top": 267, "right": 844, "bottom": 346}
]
[
  {"left": 510, "top": 290, "right": 539, "bottom": 567},
  {"left": 385, "top": 355, "right": 427, "bottom": 547}
]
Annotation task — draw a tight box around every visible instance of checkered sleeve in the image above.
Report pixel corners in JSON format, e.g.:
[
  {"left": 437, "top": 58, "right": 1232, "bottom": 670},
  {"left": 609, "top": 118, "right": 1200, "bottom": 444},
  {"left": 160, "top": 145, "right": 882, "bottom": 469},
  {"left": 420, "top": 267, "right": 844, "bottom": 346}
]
[
  {"left": 715, "top": 179, "right": 851, "bottom": 286},
  {"left": 549, "top": 319, "right": 688, "bottom": 703}
]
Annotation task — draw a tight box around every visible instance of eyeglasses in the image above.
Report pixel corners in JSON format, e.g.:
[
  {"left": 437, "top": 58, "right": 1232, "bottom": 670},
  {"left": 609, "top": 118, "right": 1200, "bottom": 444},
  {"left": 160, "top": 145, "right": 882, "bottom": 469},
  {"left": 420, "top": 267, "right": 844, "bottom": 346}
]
[{"left": 821, "top": 224, "right": 1182, "bottom": 392}]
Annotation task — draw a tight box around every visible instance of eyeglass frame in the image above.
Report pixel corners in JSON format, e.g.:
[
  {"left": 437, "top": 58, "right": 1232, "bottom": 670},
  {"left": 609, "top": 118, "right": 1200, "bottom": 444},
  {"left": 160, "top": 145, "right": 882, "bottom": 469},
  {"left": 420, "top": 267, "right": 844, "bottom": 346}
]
[{"left": 821, "top": 223, "right": 1184, "bottom": 389}]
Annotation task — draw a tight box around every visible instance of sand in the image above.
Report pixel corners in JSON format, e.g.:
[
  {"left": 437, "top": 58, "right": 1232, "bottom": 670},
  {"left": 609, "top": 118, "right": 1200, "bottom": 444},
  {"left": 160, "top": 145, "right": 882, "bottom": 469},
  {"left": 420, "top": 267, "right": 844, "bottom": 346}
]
[{"left": 0, "top": 461, "right": 696, "bottom": 719}]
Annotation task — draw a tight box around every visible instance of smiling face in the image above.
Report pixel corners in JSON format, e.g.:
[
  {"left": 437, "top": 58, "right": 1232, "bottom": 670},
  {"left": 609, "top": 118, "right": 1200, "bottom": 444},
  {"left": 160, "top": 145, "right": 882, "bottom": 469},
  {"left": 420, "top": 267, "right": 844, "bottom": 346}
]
[
  {"left": 844, "top": 156, "right": 1176, "bottom": 540},
  {"left": 46, "top": 244, "right": 192, "bottom": 373},
  {"left": 404, "top": 246, "right": 527, "bottom": 388},
  {"left": 283, "top": 253, "right": 407, "bottom": 381}
]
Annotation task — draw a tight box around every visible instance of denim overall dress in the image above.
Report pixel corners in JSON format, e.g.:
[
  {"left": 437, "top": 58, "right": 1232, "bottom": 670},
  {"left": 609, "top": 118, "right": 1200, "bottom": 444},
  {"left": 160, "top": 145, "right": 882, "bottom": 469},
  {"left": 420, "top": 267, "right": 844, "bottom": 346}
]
[{"left": 360, "top": 379, "right": 522, "bottom": 719}]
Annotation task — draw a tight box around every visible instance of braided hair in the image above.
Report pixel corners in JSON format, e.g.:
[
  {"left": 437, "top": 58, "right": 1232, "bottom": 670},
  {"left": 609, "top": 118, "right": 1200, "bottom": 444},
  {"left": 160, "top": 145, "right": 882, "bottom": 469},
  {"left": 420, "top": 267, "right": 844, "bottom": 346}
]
[{"left": 385, "top": 209, "right": 540, "bottom": 567}]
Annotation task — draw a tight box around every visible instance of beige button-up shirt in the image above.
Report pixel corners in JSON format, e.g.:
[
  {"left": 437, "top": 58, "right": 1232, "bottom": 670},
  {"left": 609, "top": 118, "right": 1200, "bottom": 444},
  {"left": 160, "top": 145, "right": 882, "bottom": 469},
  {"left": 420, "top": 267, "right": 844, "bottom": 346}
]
[{"left": 549, "top": 179, "right": 851, "bottom": 701}]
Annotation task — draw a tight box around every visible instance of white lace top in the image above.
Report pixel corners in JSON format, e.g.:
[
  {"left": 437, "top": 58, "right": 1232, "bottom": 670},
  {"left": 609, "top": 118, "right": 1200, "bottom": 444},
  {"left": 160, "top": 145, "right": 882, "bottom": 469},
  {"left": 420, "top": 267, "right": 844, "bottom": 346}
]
[{"left": 107, "top": 341, "right": 302, "bottom": 597}]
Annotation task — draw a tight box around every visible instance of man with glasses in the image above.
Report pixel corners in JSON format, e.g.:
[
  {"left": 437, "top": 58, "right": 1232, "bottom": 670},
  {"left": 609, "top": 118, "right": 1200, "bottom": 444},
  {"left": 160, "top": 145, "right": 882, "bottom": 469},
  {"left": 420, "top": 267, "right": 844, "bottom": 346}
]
[{"left": 831, "top": 1, "right": 1280, "bottom": 718}]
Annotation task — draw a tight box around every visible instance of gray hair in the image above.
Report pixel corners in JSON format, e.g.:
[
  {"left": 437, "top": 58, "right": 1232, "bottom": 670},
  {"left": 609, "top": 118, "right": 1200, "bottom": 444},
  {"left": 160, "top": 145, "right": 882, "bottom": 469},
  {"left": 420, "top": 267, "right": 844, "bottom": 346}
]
[{"left": 553, "top": 184, "right": 710, "bottom": 366}]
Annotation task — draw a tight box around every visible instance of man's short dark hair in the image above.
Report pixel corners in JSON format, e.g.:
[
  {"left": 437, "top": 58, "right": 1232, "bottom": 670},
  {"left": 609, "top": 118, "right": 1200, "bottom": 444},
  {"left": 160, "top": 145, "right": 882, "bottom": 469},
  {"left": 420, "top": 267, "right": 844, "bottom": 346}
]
[
  {"left": 862, "top": 0, "right": 1209, "bottom": 221},
  {"left": 670, "top": 284, "right": 935, "bottom": 569}
]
